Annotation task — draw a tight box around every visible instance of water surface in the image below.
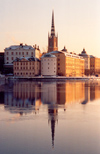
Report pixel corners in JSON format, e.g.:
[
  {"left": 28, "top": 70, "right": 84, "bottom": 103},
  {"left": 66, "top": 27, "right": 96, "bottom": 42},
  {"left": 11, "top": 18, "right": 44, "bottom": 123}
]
[{"left": 0, "top": 81, "right": 100, "bottom": 154}]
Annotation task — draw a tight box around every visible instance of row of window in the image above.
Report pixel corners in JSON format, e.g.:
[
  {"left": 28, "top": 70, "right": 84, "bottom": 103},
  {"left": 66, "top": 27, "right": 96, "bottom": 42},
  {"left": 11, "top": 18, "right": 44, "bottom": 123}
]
[
  {"left": 6, "top": 52, "right": 34, "bottom": 55},
  {"left": 42, "top": 59, "right": 56, "bottom": 61},
  {"left": 15, "top": 72, "right": 35, "bottom": 75},
  {"left": 14, "top": 62, "right": 37, "bottom": 65},
  {"left": 14, "top": 67, "right": 36, "bottom": 70},
  {"left": 41, "top": 67, "right": 56, "bottom": 70}
]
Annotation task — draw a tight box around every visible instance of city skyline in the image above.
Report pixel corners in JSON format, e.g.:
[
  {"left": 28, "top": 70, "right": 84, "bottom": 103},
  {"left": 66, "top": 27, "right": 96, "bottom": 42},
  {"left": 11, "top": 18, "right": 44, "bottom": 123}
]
[{"left": 0, "top": 0, "right": 100, "bottom": 57}]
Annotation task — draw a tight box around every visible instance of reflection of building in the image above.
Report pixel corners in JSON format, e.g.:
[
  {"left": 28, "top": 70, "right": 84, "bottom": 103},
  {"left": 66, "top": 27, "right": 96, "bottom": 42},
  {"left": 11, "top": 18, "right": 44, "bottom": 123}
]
[
  {"left": 81, "top": 82, "right": 90, "bottom": 104},
  {"left": 90, "top": 82, "right": 100, "bottom": 101},
  {"left": 57, "top": 82, "right": 85, "bottom": 106},
  {"left": 79, "top": 48, "right": 90, "bottom": 75},
  {"left": 4, "top": 82, "right": 41, "bottom": 115},
  {"left": 41, "top": 82, "right": 57, "bottom": 104},
  {"left": 48, "top": 11, "right": 58, "bottom": 52},
  {"left": 41, "top": 53, "right": 57, "bottom": 76},
  {"left": 13, "top": 57, "right": 40, "bottom": 77}
]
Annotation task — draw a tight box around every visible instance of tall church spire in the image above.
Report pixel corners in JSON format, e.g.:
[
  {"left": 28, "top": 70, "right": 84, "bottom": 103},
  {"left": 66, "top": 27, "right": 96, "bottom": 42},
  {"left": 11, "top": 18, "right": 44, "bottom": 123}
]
[
  {"left": 51, "top": 10, "right": 55, "bottom": 36},
  {"left": 48, "top": 10, "right": 58, "bottom": 52}
]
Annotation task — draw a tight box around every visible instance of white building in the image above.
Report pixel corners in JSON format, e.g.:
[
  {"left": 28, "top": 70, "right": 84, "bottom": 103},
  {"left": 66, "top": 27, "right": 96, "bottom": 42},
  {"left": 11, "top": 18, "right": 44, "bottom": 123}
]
[
  {"left": 4, "top": 43, "right": 40, "bottom": 68},
  {"left": 79, "top": 48, "right": 90, "bottom": 75},
  {"left": 41, "top": 53, "right": 57, "bottom": 76}
]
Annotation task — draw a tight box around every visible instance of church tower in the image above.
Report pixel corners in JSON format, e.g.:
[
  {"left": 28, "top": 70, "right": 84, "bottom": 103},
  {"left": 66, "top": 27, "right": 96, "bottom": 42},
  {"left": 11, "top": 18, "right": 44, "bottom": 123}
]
[{"left": 48, "top": 11, "right": 58, "bottom": 52}]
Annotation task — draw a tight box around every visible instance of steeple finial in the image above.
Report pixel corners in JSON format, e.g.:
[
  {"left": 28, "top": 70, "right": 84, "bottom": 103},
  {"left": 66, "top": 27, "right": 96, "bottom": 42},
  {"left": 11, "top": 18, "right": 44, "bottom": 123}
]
[{"left": 51, "top": 10, "right": 55, "bottom": 36}]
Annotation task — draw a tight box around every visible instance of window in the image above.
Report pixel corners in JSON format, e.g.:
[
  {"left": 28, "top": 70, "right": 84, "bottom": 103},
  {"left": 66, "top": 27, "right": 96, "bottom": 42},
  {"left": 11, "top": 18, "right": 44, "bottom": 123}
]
[
  {"left": 11, "top": 52, "right": 13, "bottom": 55},
  {"left": 12, "top": 57, "right": 13, "bottom": 60},
  {"left": 26, "top": 52, "right": 28, "bottom": 55},
  {"left": 7, "top": 52, "right": 8, "bottom": 55},
  {"left": 16, "top": 52, "right": 17, "bottom": 55},
  {"left": 19, "top": 52, "right": 21, "bottom": 55},
  {"left": 7, "top": 57, "right": 9, "bottom": 60}
]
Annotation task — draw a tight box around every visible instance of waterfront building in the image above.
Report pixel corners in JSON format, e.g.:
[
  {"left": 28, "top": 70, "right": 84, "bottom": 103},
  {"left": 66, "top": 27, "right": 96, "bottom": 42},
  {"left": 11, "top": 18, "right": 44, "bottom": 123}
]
[
  {"left": 0, "top": 52, "right": 4, "bottom": 73},
  {"left": 41, "top": 53, "right": 57, "bottom": 76},
  {"left": 90, "top": 55, "right": 100, "bottom": 76},
  {"left": 13, "top": 57, "right": 40, "bottom": 77},
  {"left": 50, "top": 50, "right": 84, "bottom": 77},
  {"left": 48, "top": 11, "right": 58, "bottom": 52},
  {"left": 4, "top": 43, "right": 41, "bottom": 73},
  {"left": 79, "top": 48, "right": 90, "bottom": 75}
]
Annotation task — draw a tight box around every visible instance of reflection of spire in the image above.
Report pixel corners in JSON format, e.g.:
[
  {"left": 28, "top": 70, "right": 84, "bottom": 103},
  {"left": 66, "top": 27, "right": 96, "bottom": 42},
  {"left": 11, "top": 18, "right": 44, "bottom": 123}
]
[
  {"left": 51, "top": 117, "right": 55, "bottom": 148},
  {"left": 48, "top": 108, "right": 58, "bottom": 148}
]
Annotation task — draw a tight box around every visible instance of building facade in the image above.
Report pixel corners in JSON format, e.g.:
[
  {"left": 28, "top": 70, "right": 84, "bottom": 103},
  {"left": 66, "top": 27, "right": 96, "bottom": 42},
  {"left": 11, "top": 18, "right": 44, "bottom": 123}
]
[
  {"left": 13, "top": 57, "right": 40, "bottom": 77},
  {"left": 48, "top": 11, "right": 58, "bottom": 52},
  {"left": 79, "top": 48, "right": 90, "bottom": 75},
  {"left": 50, "top": 50, "right": 84, "bottom": 77},
  {"left": 90, "top": 55, "right": 100, "bottom": 76},
  {"left": 41, "top": 53, "right": 57, "bottom": 76},
  {"left": 4, "top": 44, "right": 40, "bottom": 66}
]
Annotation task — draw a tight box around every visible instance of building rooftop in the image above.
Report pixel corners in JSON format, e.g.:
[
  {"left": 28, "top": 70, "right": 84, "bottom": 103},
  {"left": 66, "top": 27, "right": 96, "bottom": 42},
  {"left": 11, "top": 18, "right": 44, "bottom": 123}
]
[
  {"left": 13, "top": 56, "right": 40, "bottom": 62},
  {"left": 41, "top": 53, "right": 56, "bottom": 58},
  {"left": 61, "top": 46, "right": 68, "bottom": 52},
  {"left": 5, "top": 44, "right": 34, "bottom": 50}
]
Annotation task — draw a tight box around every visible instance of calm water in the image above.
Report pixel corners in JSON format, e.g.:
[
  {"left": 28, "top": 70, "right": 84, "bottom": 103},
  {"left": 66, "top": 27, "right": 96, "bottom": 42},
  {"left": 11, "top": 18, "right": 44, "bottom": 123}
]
[{"left": 0, "top": 80, "right": 100, "bottom": 154}]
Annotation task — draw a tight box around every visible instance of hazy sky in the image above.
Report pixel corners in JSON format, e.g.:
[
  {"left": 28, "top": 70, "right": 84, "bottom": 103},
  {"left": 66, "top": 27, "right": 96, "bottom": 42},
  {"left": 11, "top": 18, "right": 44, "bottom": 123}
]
[{"left": 0, "top": 0, "right": 100, "bottom": 57}]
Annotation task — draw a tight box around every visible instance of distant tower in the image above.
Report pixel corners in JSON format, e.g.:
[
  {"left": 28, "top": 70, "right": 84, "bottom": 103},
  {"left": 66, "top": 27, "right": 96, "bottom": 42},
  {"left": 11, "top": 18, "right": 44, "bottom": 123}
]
[{"left": 48, "top": 11, "right": 58, "bottom": 52}]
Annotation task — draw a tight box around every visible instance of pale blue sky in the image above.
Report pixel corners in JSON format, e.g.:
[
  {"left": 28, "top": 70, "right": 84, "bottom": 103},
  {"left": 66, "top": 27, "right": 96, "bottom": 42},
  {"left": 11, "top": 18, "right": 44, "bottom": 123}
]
[{"left": 0, "top": 0, "right": 100, "bottom": 57}]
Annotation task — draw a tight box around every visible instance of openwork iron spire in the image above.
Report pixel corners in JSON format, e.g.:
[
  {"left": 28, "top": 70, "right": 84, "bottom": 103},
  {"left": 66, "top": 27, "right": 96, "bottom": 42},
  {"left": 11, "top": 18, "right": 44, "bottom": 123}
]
[{"left": 51, "top": 10, "right": 55, "bottom": 36}]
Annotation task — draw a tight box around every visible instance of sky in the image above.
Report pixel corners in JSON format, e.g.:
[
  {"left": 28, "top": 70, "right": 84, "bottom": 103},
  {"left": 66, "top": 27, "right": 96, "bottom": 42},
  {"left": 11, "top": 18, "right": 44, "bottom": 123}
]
[{"left": 0, "top": 0, "right": 100, "bottom": 57}]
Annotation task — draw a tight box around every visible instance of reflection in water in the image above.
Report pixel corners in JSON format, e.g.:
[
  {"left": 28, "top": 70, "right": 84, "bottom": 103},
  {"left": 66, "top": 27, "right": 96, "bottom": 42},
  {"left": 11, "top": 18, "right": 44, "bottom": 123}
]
[
  {"left": 1, "top": 81, "right": 100, "bottom": 151},
  {"left": 4, "top": 82, "right": 41, "bottom": 116}
]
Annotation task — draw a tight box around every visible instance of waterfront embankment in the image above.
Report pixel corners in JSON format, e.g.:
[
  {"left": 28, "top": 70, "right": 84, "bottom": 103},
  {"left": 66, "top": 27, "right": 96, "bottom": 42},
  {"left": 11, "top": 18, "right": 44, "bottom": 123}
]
[{"left": 8, "top": 76, "right": 100, "bottom": 82}]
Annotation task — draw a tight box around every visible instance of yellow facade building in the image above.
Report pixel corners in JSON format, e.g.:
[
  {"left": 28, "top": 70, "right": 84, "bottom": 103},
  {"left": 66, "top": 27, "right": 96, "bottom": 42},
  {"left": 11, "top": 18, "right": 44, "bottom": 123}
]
[
  {"left": 13, "top": 57, "right": 40, "bottom": 77},
  {"left": 90, "top": 55, "right": 100, "bottom": 76},
  {"left": 50, "top": 50, "right": 84, "bottom": 77}
]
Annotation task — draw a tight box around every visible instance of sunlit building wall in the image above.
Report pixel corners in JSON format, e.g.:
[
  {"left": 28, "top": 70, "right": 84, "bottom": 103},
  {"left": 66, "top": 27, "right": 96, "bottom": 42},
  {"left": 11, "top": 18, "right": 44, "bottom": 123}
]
[
  {"left": 13, "top": 57, "right": 40, "bottom": 77},
  {"left": 41, "top": 53, "right": 57, "bottom": 76},
  {"left": 50, "top": 50, "right": 84, "bottom": 77},
  {"left": 4, "top": 44, "right": 40, "bottom": 65},
  {"left": 90, "top": 55, "right": 100, "bottom": 75}
]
